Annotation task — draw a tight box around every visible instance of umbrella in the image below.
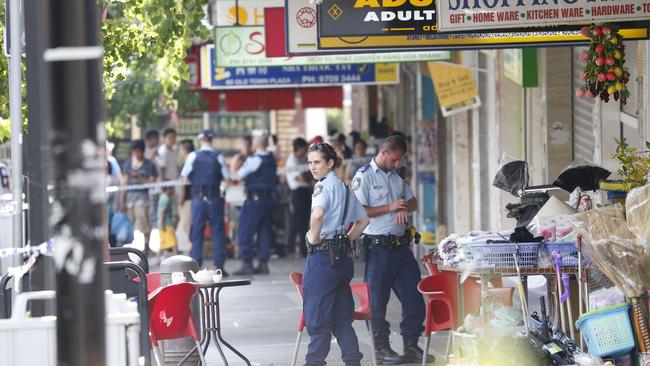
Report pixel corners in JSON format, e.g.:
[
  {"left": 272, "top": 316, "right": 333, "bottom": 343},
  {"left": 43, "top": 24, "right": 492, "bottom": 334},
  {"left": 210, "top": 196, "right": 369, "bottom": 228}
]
[
  {"left": 553, "top": 161, "right": 611, "bottom": 192},
  {"left": 493, "top": 160, "right": 529, "bottom": 197}
]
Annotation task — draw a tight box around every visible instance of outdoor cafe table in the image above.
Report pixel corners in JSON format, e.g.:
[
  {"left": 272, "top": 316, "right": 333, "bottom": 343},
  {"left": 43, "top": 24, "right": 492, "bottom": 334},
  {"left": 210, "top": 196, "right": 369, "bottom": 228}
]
[
  {"left": 194, "top": 279, "right": 252, "bottom": 366},
  {"left": 437, "top": 263, "right": 587, "bottom": 326}
]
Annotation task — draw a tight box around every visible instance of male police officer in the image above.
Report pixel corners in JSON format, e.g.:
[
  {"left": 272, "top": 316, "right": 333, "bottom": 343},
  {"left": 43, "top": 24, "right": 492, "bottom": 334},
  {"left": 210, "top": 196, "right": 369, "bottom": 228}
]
[
  {"left": 233, "top": 135, "right": 278, "bottom": 275},
  {"left": 352, "top": 135, "right": 432, "bottom": 365},
  {"left": 180, "top": 129, "right": 232, "bottom": 271}
]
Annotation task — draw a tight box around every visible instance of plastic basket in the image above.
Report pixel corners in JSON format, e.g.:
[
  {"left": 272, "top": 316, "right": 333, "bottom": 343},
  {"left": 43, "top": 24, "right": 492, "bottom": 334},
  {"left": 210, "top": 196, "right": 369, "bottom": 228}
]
[
  {"left": 468, "top": 242, "right": 540, "bottom": 268},
  {"left": 546, "top": 242, "right": 588, "bottom": 267},
  {"left": 575, "top": 303, "right": 635, "bottom": 358}
]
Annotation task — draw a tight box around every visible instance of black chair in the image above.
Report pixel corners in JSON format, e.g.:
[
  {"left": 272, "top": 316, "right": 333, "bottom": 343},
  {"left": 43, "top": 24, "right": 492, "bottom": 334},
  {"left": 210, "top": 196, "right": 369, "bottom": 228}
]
[
  {"left": 105, "top": 260, "right": 151, "bottom": 366},
  {"left": 108, "top": 247, "right": 148, "bottom": 299}
]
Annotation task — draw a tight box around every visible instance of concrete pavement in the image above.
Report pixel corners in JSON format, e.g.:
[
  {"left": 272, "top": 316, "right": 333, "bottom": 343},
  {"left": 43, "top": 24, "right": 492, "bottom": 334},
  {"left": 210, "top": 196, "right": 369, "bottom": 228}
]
[{"left": 192, "top": 257, "right": 449, "bottom": 366}]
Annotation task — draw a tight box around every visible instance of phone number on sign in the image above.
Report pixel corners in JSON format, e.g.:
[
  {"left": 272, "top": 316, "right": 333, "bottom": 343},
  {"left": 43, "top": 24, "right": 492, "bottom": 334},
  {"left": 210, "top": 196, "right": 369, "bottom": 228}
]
[{"left": 315, "top": 75, "right": 362, "bottom": 83}]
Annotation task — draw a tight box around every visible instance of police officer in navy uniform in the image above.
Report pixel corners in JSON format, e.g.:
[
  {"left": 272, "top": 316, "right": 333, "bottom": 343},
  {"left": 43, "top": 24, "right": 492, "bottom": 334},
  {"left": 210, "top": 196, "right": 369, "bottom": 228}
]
[
  {"left": 352, "top": 135, "right": 433, "bottom": 364},
  {"left": 303, "top": 142, "right": 369, "bottom": 366},
  {"left": 233, "top": 135, "right": 279, "bottom": 275},
  {"left": 180, "top": 129, "right": 232, "bottom": 271}
]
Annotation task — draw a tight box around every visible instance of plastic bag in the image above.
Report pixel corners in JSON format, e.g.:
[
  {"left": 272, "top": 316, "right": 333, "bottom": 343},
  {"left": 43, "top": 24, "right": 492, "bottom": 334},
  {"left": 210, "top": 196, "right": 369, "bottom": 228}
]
[
  {"left": 570, "top": 208, "right": 650, "bottom": 297},
  {"left": 493, "top": 154, "right": 529, "bottom": 197},
  {"left": 626, "top": 184, "right": 650, "bottom": 245},
  {"left": 110, "top": 212, "right": 134, "bottom": 245},
  {"left": 553, "top": 159, "right": 611, "bottom": 192}
]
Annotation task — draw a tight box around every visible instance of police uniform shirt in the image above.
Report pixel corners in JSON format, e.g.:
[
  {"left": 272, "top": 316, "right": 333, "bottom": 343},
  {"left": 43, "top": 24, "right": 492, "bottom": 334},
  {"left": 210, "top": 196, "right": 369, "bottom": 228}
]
[
  {"left": 312, "top": 171, "right": 366, "bottom": 240},
  {"left": 236, "top": 151, "right": 273, "bottom": 180},
  {"left": 180, "top": 146, "right": 232, "bottom": 180},
  {"left": 352, "top": 158, "right": 414, "bottom": 236}
]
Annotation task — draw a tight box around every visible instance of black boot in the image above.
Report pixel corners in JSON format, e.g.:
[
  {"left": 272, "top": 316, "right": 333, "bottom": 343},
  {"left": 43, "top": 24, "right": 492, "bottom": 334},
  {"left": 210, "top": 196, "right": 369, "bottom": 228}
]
[
  {"left": 375, "top": 343, "right": 403, "bottom": 365},
  {"left": 403, "top": 338, "right": 435, "bottom": 364},
  {"left": 233, "top": 260, "right": 255, "bottom": 275},
  {"left": 254, "top": 261, "right": 270, "bottom": 274}
]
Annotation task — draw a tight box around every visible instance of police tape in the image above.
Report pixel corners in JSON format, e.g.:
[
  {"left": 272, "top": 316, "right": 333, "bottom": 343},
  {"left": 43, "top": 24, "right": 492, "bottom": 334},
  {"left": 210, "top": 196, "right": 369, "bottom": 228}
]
[
  {"left": 0, "top": 240, "right": 53, "bottom": 258},
  {"left": 106, "top": 179, "right": 188, "bottom": 193}
]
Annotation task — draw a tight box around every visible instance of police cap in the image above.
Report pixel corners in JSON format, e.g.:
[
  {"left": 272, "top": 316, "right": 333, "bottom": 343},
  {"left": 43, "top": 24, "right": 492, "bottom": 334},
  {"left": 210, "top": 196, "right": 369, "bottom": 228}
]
[{"left": 197, "top": 129, "right": 214, "bottom": 140}]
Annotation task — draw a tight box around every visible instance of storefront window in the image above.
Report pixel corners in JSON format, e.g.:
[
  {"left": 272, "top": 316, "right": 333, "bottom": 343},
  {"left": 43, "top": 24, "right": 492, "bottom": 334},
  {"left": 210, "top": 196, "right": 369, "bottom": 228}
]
[{"left": 621, "top": 41, "right": 639, "bottom": 118}]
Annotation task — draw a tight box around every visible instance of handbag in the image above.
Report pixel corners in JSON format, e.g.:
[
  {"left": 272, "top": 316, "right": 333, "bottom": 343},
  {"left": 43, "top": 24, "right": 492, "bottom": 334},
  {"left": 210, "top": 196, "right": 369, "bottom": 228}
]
[{"left": 110, "top": 212, "right": 134, "bottom": 245}]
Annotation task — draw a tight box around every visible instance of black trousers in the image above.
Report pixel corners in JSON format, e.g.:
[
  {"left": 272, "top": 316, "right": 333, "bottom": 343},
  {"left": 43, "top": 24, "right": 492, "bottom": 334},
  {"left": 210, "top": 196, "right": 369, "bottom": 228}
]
[{"left": 288, "top": 187, "right": 312, "bottom": 256}]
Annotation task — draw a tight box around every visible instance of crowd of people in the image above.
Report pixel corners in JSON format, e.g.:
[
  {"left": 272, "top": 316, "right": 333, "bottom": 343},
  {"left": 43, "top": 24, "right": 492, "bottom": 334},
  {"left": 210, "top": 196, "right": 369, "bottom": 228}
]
[{"left": 105, "top": 128, "right": 374, "bottom": 270}]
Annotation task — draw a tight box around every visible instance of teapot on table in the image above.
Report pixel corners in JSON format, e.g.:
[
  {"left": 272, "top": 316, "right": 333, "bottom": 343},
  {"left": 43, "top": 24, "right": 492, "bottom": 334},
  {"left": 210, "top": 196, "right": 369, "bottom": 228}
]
[{"left": 189, "top": 269, "right": 216, "bottom": 284}]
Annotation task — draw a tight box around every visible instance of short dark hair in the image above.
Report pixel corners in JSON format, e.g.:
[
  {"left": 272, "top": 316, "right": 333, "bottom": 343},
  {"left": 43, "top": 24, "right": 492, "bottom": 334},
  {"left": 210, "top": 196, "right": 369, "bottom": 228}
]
[
  {"left": 381, "top": 135, "right": 407, "bottom": 154},
  {"left": 144, "top": 129, "right": 159, "bottom": 141},
  {"left": 355, "top": 139, "right": 367, "bottom": 150},
  {"left": 163, "top": 128, "right": 176, "bottom": 137},
  {"left": 308, "top": 143, "right": 342, "bottom": 169},
  {"left": 337, "top": 133, "right": 346, "bottom": 143},
  {"left": 130, "top": 139, "right": 145, "bottom": 152},
  {"left": 180, "top": 139, "right": 195, "bottom": 153},
  {"left": 292, "top": 137, "right": 308, "bottom": 152}
]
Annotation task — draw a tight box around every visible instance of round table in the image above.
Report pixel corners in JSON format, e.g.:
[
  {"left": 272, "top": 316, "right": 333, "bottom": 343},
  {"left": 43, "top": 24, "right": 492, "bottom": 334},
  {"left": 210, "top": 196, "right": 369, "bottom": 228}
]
[{"left": 194, "top": 279, "right": 252, "bottom": 366}]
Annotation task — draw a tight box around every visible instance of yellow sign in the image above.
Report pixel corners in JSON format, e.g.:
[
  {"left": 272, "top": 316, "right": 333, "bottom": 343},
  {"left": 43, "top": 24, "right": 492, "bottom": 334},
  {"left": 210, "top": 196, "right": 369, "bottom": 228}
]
[
  {"left": 428, "top": 62, "right": 480, "bottom": 117},
  {"left": 318, "top": 28, "right": 648, "bottom": 49}
]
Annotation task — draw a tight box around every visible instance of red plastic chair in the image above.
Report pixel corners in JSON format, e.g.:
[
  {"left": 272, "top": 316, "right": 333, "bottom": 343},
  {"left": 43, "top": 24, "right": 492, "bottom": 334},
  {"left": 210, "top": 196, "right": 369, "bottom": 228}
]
[
  {"left": 289, "top": 272, "right": 377, "bottom": 366},
  {"left": 418, "top": 275, "right": 455, "bottom": 366},
  {"left": 148, "top": 282, "right": 206, "bottom": 366},
  {"left": 132, "top": 272, "right": 162, "bottom": 295}
]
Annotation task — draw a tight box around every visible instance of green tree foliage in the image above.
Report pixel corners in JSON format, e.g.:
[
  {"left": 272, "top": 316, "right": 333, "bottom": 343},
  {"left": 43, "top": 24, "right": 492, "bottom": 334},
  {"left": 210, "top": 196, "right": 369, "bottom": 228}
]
[{"left": 0, "top": 0, "right": 209, "bottom": 142}]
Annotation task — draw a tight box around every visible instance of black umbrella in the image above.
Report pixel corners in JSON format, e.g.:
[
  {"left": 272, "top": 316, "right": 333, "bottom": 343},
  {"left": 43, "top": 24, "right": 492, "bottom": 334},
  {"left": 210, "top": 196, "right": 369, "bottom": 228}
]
[
  {"left": 553, "top": 162, "right": 611, "bottom": 192},
  {"left": 493, "top": 160, "right": 529, "bottom": 197}
]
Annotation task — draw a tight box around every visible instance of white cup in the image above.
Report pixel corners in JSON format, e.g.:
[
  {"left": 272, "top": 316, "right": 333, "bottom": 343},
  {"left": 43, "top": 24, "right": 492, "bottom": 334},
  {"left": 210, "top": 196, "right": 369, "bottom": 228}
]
[
  {"left": 212, "top": 269, "right": 223, "bottom": 283},
  {"left": 171, "top": 272, "right": 186, "bottom": 284}
]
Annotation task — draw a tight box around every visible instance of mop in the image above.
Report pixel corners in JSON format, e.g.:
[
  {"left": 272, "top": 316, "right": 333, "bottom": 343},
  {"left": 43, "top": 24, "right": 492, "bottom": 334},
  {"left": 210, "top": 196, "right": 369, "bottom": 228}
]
[
  {"left": 561, "top": 273, "right": 575, "bottom": 340},
  {"left": 577, "top": 237, "right": 584, "bottom": 349},
  {"left": 552, "top": 252, "right": 567, "bottom": 335},
  {"left": 513, "top": 251, "right": 530, "bottom": 335}
]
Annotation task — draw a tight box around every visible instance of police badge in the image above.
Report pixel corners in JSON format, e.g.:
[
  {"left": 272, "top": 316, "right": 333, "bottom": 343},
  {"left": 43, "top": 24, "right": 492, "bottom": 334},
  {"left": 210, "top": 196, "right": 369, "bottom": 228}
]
[
  {"left": 352, "top": 177, "right": 361, "bottom": 191},
  {"left": 313, "top": 184, "right": 324, "bottom": 197}
]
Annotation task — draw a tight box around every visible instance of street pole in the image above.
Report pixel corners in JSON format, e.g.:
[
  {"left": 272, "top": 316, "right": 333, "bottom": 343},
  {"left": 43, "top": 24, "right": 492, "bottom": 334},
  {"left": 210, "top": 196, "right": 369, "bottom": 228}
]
[
  {"left": 8, "top": 0, "right": 23, "bottom": 277},
  {"left": 46, "top": 1, "right": 107, "bottom": 365}
]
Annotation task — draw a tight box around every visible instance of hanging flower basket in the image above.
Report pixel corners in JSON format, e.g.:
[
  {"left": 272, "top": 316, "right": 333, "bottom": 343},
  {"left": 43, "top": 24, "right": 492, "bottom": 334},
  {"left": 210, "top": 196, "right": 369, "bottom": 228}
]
[{"left": 575, "top": 24, "right": 630, "bottom": 104}]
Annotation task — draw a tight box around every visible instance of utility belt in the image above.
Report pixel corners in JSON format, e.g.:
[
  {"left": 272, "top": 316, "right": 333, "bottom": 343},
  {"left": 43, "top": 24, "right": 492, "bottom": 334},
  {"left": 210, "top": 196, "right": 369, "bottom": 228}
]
[
  {"left": 307, "top": 234, "right": 353, "bottom": 266},
  {"left": 192, "top": 185, "right": 220, "bottom": 198},
  {"left": 246, "top": 189, "right": 274, "bottom": 199},
  {"left": 357, "top": 226, "right": 421, "bottom": 261}
]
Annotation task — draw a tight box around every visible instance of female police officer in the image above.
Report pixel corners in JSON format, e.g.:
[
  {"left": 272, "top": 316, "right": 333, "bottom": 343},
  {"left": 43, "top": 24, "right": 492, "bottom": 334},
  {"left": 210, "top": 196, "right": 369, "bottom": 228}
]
[{"left": 303, "top": 143, "right": 369, "bottom": 366}]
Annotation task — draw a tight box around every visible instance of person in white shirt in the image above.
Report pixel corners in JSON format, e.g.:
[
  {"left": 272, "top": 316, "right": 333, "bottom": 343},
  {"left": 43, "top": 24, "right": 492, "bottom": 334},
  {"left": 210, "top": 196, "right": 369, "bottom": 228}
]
[
  {"left": 156, "top": 128, "right": 179, "bottom": 181},
  {"left": 284, "top": 137, "right": 313, "bottom": 257}
]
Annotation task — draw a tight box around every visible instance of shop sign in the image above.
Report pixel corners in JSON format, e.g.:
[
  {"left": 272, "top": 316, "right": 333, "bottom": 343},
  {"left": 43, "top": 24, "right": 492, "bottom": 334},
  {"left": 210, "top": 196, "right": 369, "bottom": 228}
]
[
  {"left": 215, "top": 25, "right": 450, "bottom": 67},
  {"left": 215, "top": 0, "right": 283, "bottom": 26},
  {"left": 437, "top": 0, "right": 650, "bottom": 32},
  {"left": 317, "top": 0, "right": 439, "bottom": 37},
  {"left": 427, "top": 62, "right": 480, "bottom": 116},
  {"left": 317, "top": 27, "right": 648, "bottom": 49},
  {"left": 200, "top": 45, "right": 399, "bottom": 89},
  {"left": 283, "top": 0, "right": 450, "bottom": 61}
]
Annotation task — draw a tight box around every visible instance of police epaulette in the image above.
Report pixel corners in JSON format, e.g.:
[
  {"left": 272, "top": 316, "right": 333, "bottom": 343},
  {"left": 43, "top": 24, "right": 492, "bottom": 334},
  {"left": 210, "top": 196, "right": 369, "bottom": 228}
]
[{"left": 358, "top": 164, "right": 370, "bottom": 173}]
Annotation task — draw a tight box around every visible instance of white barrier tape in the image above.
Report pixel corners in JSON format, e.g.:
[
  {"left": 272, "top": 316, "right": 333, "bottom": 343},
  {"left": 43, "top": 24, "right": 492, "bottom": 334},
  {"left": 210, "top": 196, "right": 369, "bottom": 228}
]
[
  {"left": 106, "top": 179, "right": 188, "bottom": 193},
  {"left": 0, "top": 240, "right": 53, "bottom": 259}
]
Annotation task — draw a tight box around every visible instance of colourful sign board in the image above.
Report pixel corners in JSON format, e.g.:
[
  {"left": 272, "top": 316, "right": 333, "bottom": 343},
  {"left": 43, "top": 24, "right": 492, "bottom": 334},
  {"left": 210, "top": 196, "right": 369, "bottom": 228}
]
[
  {"left": 317, "top": 27, "right": 649, "bottom": 49},
  {"left": 200, "top": 45, "right": 399, "bottom": 89},
  {"left": 282, "top": 0, "right": 450, "bottom": 60},
  {"left": 437, "top": 0, "right": 650, "bottom": 32},
  {"left": 215, "top": 25, "right": 450, "bottom": 67},
  {"left": 428, "top": 62, "right": 480, "bottom": 116}
]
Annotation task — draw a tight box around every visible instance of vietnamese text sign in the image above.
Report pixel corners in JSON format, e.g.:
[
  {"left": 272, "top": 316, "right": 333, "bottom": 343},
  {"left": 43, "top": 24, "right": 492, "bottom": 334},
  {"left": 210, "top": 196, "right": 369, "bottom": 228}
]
[
  {"left": 216, "top": 25, "right": 450, "bottom": 67},
  {"left": 201, "top": 45, "right": 399, "bottom": 89},
  {"left": 437, "top": 0, "right": 650, "bottom": 32},
  {"left": 428, "top": 62, "right": 480, "bottom": 116},
  {"left": 318, "top": 27, "right": 649, "bottom": 49}
]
